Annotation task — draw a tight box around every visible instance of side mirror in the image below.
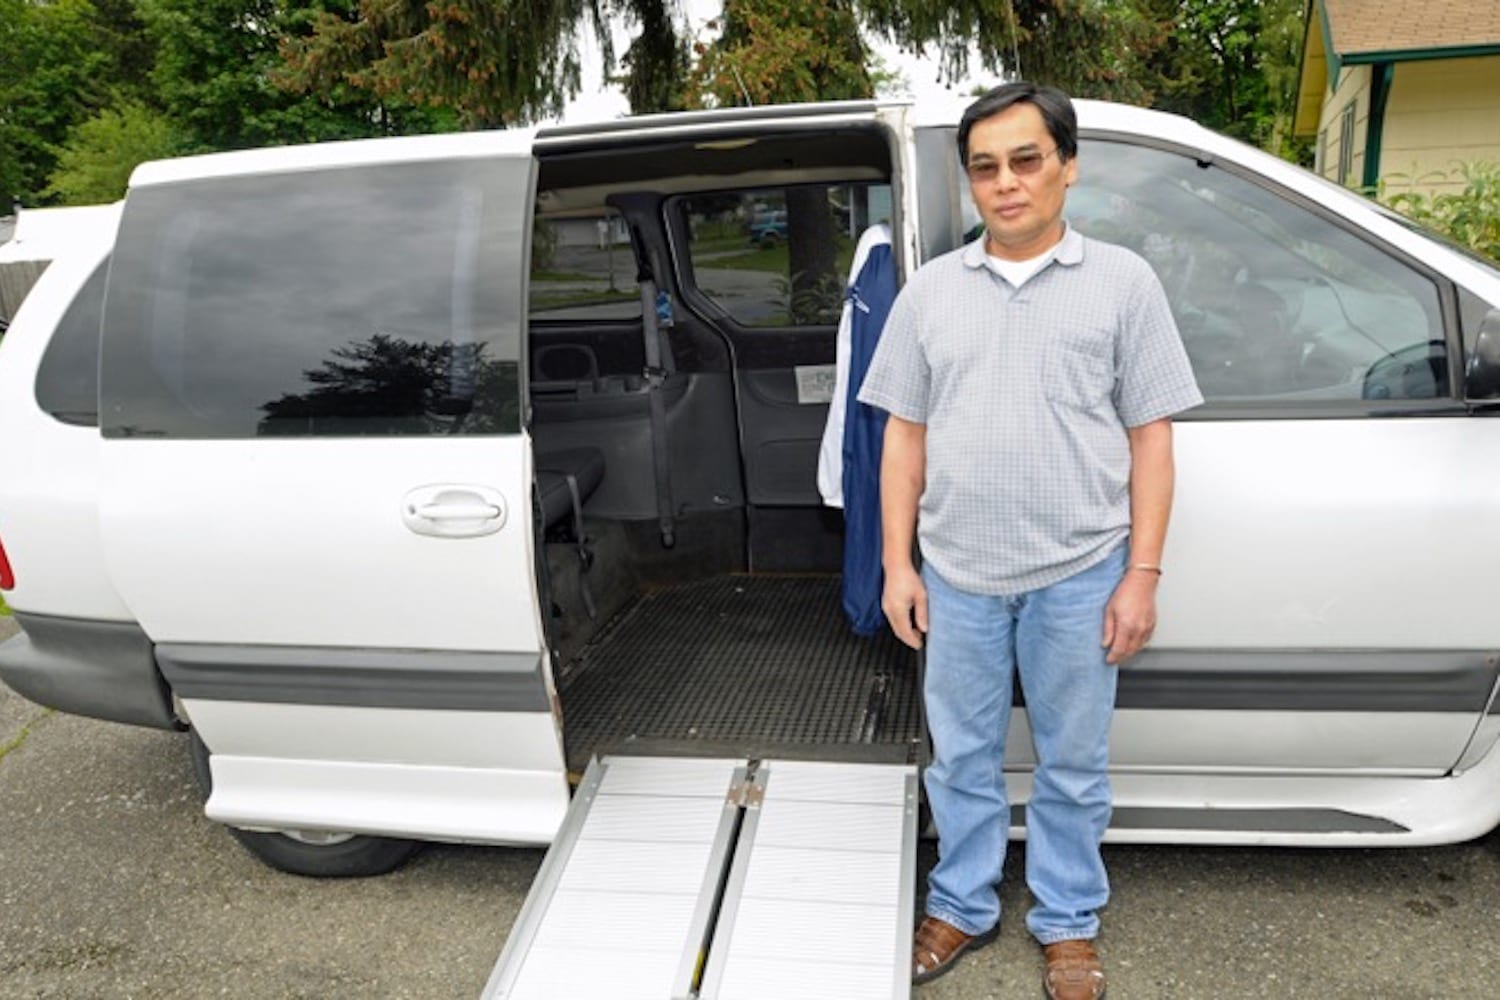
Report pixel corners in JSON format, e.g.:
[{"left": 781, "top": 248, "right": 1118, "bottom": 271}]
[{"left": 1465, "top": 308, "right": 1500, "bottom": 401}]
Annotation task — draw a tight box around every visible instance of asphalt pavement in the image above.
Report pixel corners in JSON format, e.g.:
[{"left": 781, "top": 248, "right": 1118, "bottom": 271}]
[{"left": 2, "top": 609, "right": 1499, "bottom": 998}]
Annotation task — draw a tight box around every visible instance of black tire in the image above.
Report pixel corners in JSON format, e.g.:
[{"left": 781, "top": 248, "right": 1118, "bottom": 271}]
[{"left": 187, "top": 729, "right": 421, "bottom": 878}]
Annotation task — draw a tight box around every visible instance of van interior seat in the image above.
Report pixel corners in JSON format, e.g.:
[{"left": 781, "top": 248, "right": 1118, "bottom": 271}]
[{"left": 535, "top": 446, "right": 605, "bottom": 530}]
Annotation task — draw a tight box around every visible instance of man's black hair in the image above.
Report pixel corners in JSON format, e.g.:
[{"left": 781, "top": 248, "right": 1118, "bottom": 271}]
[{"left": 957, "top": 82, "right": 1078, "bottom": 166}]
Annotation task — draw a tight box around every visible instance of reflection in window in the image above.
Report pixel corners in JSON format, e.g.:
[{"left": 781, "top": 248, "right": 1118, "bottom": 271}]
[
  {"left": 1068, "top": 141, "right": 1446, "bottom": 404},
  {"left": 684, "top": 183, "right": 892, "bottom": 328},
  {"left": 101, "top": 158, "right": 525, "bottom": 438},
  {"left": 258, "top": 333, "right": 516, "bottom": 436},
  {"left": 529, "top": 212, "right": 641, "bottom": 321}
]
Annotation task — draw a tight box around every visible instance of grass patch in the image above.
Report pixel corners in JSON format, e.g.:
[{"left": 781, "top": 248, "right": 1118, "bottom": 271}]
[
  {"left": 691, "top": 235, "right": 749, "bottom": 254},
  {"left": 0, "top": 592, "right": 9, "bottom": 616},
  {"left": 0, "top": 725, "right": 30, "bottom": 763},
  {"left": 0, "top": 711, "right": 53, "bottom": 765},
  {"left": 694, "top": 245, "right": 791, "bottom": 273},
  {"left": 531, "top": 269, "right": 603, "bottom": 282},
  {"left": 530, "top": 288, "right": 638, "bottom": 311},
  {"left": 693, "top": 238, "right": 859, "bottom": 277}
]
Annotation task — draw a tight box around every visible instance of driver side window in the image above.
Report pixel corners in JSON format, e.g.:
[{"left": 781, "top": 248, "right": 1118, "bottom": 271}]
[{"left": 1070, "top": 142, "right": 1447, "bottom": 404}]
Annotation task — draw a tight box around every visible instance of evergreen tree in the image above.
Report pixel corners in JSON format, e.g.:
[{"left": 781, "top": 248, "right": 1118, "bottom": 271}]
[
  {"left": 278, "top": 0, "right": 618, "bottom": 128},
  {"left": 859, "top": 0, "right": 1160, "bottom": 103},
  {"left": 140, "top": 0, "right": 450, "bottom": 151},
  {"left": 275, "top": 0, "right": 1169, "bottom": 124}
]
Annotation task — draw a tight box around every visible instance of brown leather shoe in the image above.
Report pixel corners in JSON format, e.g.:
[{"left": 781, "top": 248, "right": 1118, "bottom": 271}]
[
  {"left": 1042, "top": 938, "right": 1106, "bottom": 1000},
  {"left": 911, "top": 915, "right": 999, "bottom": 984}
]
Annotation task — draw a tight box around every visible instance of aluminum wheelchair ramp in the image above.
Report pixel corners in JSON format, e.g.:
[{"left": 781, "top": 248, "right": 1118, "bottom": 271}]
[{"left": 482, "top": 755, "right": 918, "bottom": 1000}]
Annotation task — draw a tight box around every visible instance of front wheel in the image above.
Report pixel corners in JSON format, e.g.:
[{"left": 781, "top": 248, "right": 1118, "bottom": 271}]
[{"left": 187, "top": 730, "right": 421, "bottom": 878}]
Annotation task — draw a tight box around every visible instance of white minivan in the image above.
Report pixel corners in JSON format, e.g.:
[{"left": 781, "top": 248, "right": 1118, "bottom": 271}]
[{"left": 3, "top": 98, "right": 1500, "bottom": 881}]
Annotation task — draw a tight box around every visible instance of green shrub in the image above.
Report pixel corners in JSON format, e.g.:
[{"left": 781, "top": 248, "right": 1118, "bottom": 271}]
[{"left": 1380, "top": 161, "right": 1500, "bottom": 264}]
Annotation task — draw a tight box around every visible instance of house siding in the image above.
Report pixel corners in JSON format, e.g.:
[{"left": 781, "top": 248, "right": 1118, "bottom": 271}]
[
  {"left": 1379, "top": 56, "right": 1500, "bottom": 194},
  {"left": 1317, "top": 64, "right": 1372, "bottom": 186},
  {"left": 1295, "top": 8, "right": 1330, "bottom": 136}
]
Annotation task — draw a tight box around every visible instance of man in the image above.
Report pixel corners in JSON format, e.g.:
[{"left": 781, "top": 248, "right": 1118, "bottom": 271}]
[{"left": 858, "top": 83, "right": 1202, "bottom": 999}]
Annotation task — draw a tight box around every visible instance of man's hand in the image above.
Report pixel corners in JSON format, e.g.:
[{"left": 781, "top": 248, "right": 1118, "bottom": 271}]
[
  {"left": 883, "top": 563, "right": 928, "bottom": 650},
  {"left": 1102, "top": 569, "right": 1158, "bottom": 665},
  {"left": 879, "top": 416, "right": 927, "bottom": 650}
]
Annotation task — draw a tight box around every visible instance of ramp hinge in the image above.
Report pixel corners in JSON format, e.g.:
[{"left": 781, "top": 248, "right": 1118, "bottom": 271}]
[{"left": 726, "top": 777, "right": 765, "bottom": 809}]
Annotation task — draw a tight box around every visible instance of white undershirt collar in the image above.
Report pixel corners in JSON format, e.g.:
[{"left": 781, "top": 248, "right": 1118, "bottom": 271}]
[{"left": 984, "top": 228, "right": 1069, "bottom": 289}]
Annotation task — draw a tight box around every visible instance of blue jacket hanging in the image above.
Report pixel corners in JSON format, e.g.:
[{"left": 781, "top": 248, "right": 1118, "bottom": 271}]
[{"left": 838, "top": 227, "right": 896, "bottom": 635}]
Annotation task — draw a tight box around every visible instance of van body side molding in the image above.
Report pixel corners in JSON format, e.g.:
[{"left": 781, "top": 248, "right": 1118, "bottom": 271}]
[
  {"left": 1037, "top": 649, "right": 1498, "bottom": 713},
  {"left": 0, "top": 613, "right": 179, "bottom": 730},
  {"left": 157, "top": 644, "right": 549, "bottom": 712}
]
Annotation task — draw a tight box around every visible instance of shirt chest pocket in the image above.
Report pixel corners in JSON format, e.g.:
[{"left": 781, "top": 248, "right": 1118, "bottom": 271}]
[{"left": 1044, "top": 328, "right": 1116, "bottom": 410}]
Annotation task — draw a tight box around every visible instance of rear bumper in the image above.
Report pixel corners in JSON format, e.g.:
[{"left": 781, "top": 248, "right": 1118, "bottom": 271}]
[{"left": 0, "top": 612, "right": 179, "bottom": 730}]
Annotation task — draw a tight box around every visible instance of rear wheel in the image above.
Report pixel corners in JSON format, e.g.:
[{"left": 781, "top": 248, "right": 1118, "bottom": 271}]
[{"left": 187, "top": 729, "right": 421, "bottom": 877}]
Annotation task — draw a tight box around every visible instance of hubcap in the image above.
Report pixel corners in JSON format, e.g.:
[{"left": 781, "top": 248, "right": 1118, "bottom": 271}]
[{"left": 280, "top": 829, "right": 357, "bottom": 846}]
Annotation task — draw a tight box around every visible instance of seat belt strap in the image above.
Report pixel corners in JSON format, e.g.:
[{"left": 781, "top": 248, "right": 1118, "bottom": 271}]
[
  {"left": 639, "top": 278, "right": 676, "bottom": 549},
  {"left": 562, "top": 472, "right": 596, "bottom": 621}
]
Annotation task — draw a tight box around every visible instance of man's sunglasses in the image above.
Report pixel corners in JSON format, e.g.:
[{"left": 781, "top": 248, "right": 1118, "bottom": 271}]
[{"left": 965, "top": 147, "right": 1060, "bottom": 182}]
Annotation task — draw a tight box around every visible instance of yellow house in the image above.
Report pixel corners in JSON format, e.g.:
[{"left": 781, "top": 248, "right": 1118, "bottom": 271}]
[{"left": 1295, "top": 0, "right": 1500, "bottom": 194}]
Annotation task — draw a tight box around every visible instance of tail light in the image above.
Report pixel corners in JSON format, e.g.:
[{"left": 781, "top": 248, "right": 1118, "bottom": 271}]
[{"left": 0, "top": 535, "right": 13, "bottom": 590}]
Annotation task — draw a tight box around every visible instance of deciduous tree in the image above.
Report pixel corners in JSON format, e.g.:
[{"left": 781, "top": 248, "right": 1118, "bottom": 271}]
[
  {"left": 1136, "top": 0, "right": 1308, "bottom": 158},
  {"left": 0, "top": 0, "right": 114, "bottom": 205},
  {"left": 688, "top": 0, "right": 871, "bottom": 107},
  {"left": 45, "top": 100, "right": 187, "bottom": 204}
]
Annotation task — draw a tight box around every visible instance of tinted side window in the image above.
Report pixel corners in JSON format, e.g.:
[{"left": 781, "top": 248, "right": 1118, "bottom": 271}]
[
  {"left": 101, "top": 159, "right": 527, "bottom": 439},
  {"left": 1071, "top": 141, "right": 1447, "bottom": 404},
  {"left": 35, "top": 257, "right": 108, "bottom": 427},
  {"left": 683, "top": 183, "right": 893, "bottom": 328}
]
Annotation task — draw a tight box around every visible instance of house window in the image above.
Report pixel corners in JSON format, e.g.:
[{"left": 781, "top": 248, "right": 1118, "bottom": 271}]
[{"left": 1337, "top": 103, "right": 1356, "bottom": 185}]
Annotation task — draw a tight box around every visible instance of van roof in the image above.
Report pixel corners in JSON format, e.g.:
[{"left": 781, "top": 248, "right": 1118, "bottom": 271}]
[
  {"left": 126, "top": 98, "right": 1225, "bottom": 191},
  {"left": 128, "top": 127, "right": 540, "bottom": 188}
]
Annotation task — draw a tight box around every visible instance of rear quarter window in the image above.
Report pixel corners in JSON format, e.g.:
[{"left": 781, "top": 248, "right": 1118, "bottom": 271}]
[
  {"left": 35, "top": 258, "right": 108, "bottom": 427},
  {"left": 100, "top": 158, "right": 529, "bottom": 439}
]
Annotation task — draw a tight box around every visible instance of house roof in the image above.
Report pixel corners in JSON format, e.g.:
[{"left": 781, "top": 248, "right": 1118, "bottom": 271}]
[
  {"left": 1295, "top": 0, "right": 1500, "bottom": 138},
  {"left": 1322, "top": 0, "right": 1500, "bottom": 59}
]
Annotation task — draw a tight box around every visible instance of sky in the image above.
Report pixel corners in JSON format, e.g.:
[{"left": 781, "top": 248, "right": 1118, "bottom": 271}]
[{"left": 554, "top": 0, "right": 991, "bottom": 125}]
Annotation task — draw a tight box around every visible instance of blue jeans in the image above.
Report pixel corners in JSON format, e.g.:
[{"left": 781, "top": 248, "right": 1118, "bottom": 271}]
[{"left": 921, "top": 545, "right": 1125, "bottom": 945}]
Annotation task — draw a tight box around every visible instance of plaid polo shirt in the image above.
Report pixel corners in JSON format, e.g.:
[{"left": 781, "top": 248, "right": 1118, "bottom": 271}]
[{"left": 857, "top": 225, "right": 1203, "bottom": 595}]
